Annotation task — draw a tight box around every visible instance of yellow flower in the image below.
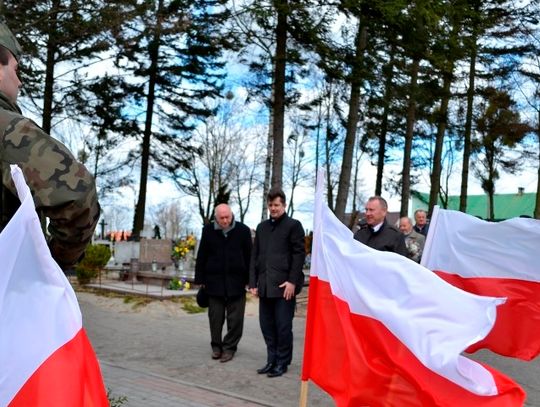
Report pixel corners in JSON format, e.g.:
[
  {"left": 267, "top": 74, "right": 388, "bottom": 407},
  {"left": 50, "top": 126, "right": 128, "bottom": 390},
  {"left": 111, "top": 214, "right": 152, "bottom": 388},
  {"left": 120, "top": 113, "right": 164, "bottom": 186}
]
[{"left": 172, "top": 235, "right": 197, "bottom": 260}]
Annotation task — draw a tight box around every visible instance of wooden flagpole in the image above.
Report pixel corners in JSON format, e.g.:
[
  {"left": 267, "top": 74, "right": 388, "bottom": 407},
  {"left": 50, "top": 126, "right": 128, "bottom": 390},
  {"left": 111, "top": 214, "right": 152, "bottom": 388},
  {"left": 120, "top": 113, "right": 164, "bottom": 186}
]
[{"left": 299, "top": 380, "right": 309, "bottom": 407}]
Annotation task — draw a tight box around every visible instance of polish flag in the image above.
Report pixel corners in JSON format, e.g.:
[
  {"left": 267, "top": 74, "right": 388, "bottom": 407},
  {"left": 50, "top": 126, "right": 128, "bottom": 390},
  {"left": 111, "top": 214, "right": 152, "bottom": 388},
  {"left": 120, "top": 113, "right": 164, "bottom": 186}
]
[
  {"left": 421, "top": 206, "right": 540, "bottom": 361},
  {"left": 301, "top": 176, "right": 525, "bottom": 407},
  {"left": 0, "top": 165, "right": 108, "bottom": 406}
]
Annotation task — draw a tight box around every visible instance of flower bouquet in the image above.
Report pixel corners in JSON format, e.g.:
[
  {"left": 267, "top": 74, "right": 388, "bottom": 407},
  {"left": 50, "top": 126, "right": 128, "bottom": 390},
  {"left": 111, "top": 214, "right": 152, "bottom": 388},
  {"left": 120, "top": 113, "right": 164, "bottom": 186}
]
[
  {"left": 172, "top": 235, "right": 196, "bottom": 261},
  {"left": 168, "top": 277, "right": 191, "bottom": 291}
]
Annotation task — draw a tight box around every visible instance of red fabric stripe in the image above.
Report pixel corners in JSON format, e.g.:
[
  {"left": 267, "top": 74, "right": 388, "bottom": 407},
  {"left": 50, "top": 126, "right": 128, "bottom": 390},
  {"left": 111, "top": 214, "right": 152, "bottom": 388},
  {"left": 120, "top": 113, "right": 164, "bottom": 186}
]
[
  {"left": 302, "top": 276, "right": 525, "bottom": 407},
  {"left": 435, "top": 271, "right": 540, "bottom": 361},
  {"left": 9, "top": 328, "right": 108, "bottom": 407}
]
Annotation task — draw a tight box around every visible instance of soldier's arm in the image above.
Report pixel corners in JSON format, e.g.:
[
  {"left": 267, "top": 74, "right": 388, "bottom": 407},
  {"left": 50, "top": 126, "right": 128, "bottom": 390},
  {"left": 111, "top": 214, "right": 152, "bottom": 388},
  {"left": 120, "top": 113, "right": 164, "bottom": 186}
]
[{"left": 3, "top": 117, "right": 100, "bottom": 269}]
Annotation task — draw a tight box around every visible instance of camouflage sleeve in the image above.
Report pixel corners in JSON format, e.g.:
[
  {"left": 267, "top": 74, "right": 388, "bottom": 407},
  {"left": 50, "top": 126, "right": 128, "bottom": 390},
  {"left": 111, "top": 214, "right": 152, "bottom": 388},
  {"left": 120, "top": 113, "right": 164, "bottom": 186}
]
[{"left": 2, "top": 116, "right": 100, "bottom": 269}]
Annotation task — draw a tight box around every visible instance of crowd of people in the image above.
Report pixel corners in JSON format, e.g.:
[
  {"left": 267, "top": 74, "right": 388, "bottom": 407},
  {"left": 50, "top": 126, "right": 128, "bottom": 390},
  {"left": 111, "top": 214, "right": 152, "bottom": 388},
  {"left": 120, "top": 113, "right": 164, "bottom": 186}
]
[
  {"left": 354, "top": 196, "right": 429, "bottom": 263},
  {"left": 194, "top": 189, "right": 431, "bottom": 378}
]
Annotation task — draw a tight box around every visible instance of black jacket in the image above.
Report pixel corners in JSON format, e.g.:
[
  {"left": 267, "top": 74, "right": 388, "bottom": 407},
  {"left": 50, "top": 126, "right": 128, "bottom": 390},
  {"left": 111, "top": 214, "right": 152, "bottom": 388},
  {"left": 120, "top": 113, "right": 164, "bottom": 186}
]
[
  {"left": 353, "top": 219, "right": 407, "bottom": 256},
  {"left": 413, "top": 223, "right": 429, "bottom": 236},
  {"left": 194, "top": 220, "right": 252, "bottom": 298},
  {"left": 249, "top": 213, "right": 305, "bottom": 298}
]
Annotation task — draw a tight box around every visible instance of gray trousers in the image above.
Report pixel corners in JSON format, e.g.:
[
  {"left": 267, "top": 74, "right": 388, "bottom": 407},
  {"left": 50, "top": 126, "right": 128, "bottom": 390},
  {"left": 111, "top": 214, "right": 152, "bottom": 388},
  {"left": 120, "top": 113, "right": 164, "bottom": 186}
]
[{"left": 208, "top": 294, "right": 246, "bottom": 354}]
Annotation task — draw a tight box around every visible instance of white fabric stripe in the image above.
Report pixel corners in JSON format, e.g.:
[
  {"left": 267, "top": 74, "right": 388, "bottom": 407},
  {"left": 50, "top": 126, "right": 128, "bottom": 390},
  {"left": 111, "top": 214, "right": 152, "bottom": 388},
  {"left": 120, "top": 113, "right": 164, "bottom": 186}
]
[
  {"left": 421, "top": 206, "right": 540, "bottom": 281},
  {"left": 0, "top": 165, "right": 82, "bottom": 406},
  {"left": 310, "top": 171, "right": 503, "bottom": 396}
]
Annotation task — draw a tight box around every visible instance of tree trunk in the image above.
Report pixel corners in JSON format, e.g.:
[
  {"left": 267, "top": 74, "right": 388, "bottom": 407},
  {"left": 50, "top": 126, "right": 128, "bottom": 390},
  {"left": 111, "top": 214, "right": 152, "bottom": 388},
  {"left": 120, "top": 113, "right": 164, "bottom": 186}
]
[
  {"left": 375, "top": 51, "right": 395, "bottom": 196},
  {"left": 324, "top": 91, "right": 334, "bottom": 210},
  {"left": 488, "top": 190, "right": 495, "bottom": 220},
  {"left": 270, "top": 0, "right": 288, "bottom": 189},
  {"left": 487, "top": 145, "right": 495, "bottom": 220},
  {"left": 41, "top": 0, "right": 60, "bottom": 134},
  {"left": 314, "top": 98, "right": 322, "bottom": 188},
  {"left": 428, "top": 65, "right": 454, "bottom": 214},
  {"left": 260, "top": 109, "right": 273, "bottom": 222},
  {"left": 460, "top": 33, "right": 478, "bottom": 212},
  {"left": 334, "top": 23, "right": 367, "bottom": 221},
  {"left": 132, "top": 0, "right": 163, "bottom": 238},
  {"left": 535, "top": 114, "right": 540, "bottom": 219},
  {"left": 351, "top": 138, "right": 362, "bottom": 212},
  {"left": 400, "top": 57, "right": 420, "bottom": 217}
]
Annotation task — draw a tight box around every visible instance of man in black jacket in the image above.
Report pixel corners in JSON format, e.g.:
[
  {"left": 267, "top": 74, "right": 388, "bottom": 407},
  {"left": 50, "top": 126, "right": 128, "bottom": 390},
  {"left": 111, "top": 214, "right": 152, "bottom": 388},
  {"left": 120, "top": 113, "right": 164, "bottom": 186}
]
[
  {"left": 195, "top": 204, "right": 252, "bottom": 363},
  {"left": 413, "top": 209, "right": 430, "bottom": 236},
  {"left": 249, "top": 188, "right": 305, "bottom": 378},
  {"left": 353, "top": 196, "right": 407, "bottom": 256}
]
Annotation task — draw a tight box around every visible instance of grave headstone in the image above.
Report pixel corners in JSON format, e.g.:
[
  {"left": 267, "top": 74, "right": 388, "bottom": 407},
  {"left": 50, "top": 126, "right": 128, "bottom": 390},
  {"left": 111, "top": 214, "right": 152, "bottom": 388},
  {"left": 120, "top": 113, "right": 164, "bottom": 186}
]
[
  {"left": 139, "top": 239, "right": 173, "bottom": 265},
  {"left": 114, "top": 241, "right": 140, "bottom": 265}
]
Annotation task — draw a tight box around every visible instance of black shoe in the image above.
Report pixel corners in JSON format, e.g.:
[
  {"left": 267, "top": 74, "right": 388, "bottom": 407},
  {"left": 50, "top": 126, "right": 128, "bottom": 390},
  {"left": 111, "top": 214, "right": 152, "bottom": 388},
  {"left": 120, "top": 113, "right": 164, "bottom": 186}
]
[
  {"left": 256, "top": 363, "right": 275, "bottom": 374},
  {"left": 220, "top": 352, "right": 234, "bottom": 363},
  {"left": 267, "top": 364, "right": 287, "bottom": 378}
]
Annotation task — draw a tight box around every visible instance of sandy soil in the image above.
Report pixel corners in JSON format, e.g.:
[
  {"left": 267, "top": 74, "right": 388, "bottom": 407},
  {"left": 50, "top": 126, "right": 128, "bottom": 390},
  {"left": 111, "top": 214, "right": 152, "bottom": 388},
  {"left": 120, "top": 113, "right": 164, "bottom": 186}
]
[{"left": 75, "top": 289, "right": 261, "bottom": 318}]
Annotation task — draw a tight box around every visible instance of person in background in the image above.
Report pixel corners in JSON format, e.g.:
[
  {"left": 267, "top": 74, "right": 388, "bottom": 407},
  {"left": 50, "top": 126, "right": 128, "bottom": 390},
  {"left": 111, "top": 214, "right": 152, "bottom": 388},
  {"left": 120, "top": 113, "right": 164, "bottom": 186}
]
[
  {"left": 399, "top": 216, "right": 425, "bottom": 263},
  {"left": 194, "top": 204, "right": 252, "bottom": 363},
  {"left": 249, "top": 188, "right": 305, "bottom": 378},
  {"left": 413, "top": 209, "right": 430, "bottom": 236},
  {"left": 353, "top": 196, "right": 407, "bottom": 256},
  {"left": 0, "top": 22, "right": 99, "bottom": 270}
]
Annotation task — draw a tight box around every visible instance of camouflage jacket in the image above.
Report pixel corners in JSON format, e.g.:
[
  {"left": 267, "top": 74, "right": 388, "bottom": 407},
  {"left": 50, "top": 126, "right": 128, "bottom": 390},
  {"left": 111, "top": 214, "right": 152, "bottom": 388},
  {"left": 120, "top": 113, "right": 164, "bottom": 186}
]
[{"left": 0, "top": 91, "right": 100, "bottom": 270}]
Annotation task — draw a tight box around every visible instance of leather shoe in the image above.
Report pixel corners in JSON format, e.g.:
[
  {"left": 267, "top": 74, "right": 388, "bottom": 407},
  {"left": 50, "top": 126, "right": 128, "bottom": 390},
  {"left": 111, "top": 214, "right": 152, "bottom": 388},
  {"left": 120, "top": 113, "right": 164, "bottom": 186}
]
[
  {"left": 256, "top": 362, "right": 275, "bottom": 374},
  {"left": 267, "top": 364, "right": 287, "bottom": 378},
  {"left": 211, "top": 351, "right": 222, "bottom": 360},
  {"left": 220, "top": 352, "right": 234, "bottom": 363}
]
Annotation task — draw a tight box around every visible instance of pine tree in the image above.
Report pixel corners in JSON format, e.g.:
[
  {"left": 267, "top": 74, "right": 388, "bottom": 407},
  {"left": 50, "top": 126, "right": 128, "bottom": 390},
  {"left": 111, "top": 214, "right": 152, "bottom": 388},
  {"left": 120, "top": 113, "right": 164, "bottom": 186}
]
[
  {"left": 2, "top": 0, "right": 129, "bottom": 136},
  {"left": 474, "top": 87, "right": 532, "bottom": 219},
  {"left": 232, "top": 0, "right": 329, "bottom": 218},
  {"left": 457, "top": 0, "right": 531, "bottom": 212},
  {"left": 113, "top": 0, "right": 232, "bottom": 237}
]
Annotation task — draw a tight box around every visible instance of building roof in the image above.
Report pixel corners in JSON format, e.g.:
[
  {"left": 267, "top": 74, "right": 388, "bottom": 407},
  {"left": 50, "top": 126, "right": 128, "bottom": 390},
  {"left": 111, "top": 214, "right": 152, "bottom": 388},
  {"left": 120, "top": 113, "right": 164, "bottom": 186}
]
[{"left": 411, "top": 190, "right": 536, "bottom": 220}]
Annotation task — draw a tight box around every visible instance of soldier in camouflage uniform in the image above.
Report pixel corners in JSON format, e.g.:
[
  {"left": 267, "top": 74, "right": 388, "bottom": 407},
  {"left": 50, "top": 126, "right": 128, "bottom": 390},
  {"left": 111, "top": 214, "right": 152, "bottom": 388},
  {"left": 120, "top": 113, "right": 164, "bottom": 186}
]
[{"left": 0, "top": 22, "right": 100, "bottom": 270}]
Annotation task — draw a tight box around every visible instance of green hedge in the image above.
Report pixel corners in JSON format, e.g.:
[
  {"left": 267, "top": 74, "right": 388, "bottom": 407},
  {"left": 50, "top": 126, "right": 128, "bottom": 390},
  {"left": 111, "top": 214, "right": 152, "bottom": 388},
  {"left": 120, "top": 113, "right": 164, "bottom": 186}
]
[{"left": 76, "top": 244, "right": 111, "bottom": 285}]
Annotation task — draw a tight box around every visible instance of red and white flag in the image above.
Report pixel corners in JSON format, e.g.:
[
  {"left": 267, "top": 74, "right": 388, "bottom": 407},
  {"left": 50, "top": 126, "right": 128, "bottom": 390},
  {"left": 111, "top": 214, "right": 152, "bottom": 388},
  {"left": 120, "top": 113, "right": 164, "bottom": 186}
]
[
  {"left": 421, "top": 206, "right": 540, "bottom": 361},
  {"left": 0, "top": 165, "right": 108, "bottom": 406},
  {"left": 301, "top": 176, "right": 525, "bottom": 407}
]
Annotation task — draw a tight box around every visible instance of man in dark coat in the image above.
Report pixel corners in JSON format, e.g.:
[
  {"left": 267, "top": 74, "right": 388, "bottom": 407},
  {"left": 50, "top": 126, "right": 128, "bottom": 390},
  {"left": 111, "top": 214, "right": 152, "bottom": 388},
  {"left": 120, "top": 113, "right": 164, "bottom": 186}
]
[
  {"left": 399, "top": 216, "right": 425, "bottom": 262},
  {"left": 413, "top": 209, "right": 430, "bottom": 236},
  {"left": 194, "top": 204, "right": 252, "bottom": 363},
  {"left": 249, "top": 188, "right": 305, "bottom": 378},
  {"left": 353, "top": 196, "right": 407, "bottom": 256}
]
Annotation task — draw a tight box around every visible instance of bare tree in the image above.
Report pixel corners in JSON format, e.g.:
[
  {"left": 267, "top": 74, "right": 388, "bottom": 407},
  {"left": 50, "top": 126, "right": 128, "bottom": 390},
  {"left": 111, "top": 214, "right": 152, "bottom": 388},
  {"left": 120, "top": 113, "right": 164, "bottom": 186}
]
[
  {"left": 284, "top": 125, "right": 310, "bottom": 217},
  {"left": 230, "top": 131, "right": 265, "bottom": 223},
  {"left": 149, "top": 200, "right": 194, "bottom": 239},
  {"left": 170, "top": 98, "right": 263, "bottom": 225}
]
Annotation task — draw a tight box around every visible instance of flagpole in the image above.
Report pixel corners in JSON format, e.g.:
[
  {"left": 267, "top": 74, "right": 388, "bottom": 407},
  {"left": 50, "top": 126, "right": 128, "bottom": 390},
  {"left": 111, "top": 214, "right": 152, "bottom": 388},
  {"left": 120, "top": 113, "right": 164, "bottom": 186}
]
[
  {"left": 299, "top": 380, "right": 309, "bottom": 407},
  {"left": 420, "top": 205, "right": 439, "bottom": 267}
]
